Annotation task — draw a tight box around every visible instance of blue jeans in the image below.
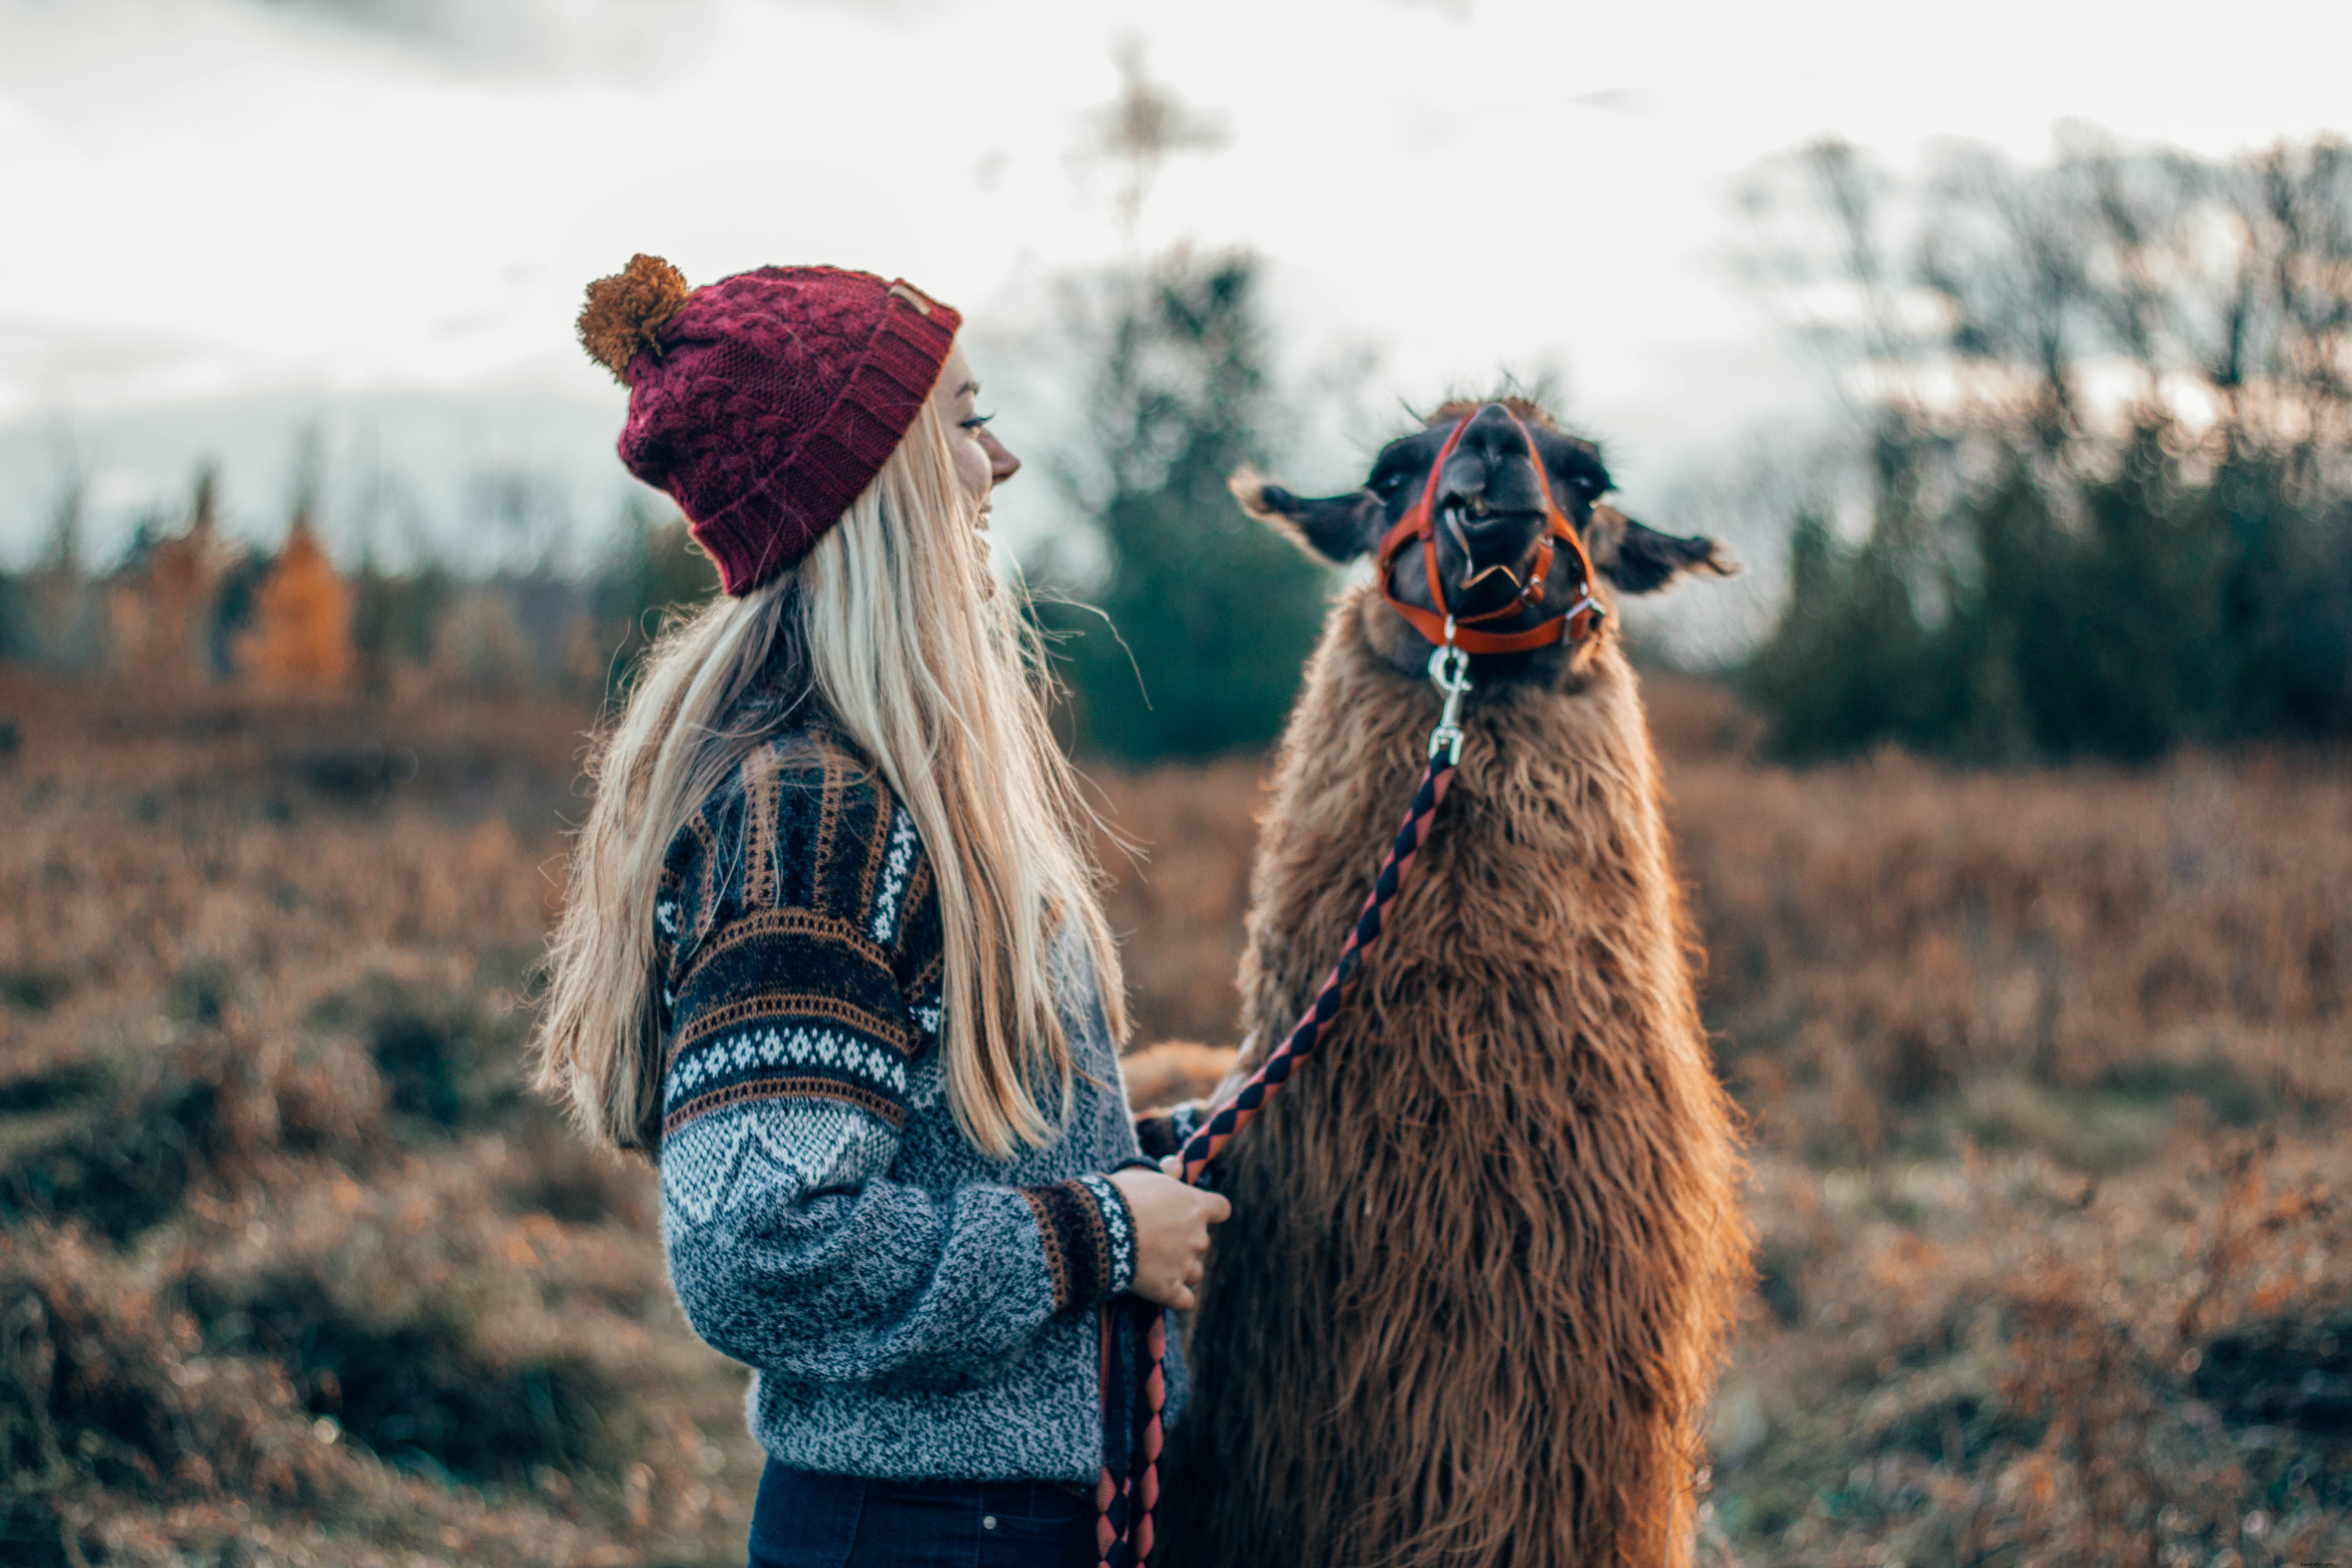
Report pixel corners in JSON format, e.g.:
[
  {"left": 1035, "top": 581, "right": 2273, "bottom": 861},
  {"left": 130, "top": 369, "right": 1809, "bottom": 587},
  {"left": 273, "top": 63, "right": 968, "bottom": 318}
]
[{"left": 748, "top": 1461, "right": 1097, "bottom": 1568}]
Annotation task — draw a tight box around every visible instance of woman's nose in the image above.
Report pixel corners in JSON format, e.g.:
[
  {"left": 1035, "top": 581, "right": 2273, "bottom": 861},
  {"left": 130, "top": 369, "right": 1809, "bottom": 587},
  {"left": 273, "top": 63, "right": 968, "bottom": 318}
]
[{"left": 979, "top": 428, "right": 1021, "bottom": 485}]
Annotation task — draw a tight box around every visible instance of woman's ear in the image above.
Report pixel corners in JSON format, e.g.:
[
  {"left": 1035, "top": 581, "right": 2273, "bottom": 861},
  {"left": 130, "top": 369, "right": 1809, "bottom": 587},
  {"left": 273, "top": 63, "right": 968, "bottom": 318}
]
[
  {"left": 1229, "top": 466, "right": 1384, "bottom": 565},
  {"left": 1583, "top": 504, "right": 1741, "bottom": 595}
]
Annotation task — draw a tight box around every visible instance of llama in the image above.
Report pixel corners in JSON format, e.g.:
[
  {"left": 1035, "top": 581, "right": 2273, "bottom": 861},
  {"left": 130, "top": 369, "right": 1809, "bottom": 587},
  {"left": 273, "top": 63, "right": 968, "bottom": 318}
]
[{"left": 1154, "top": 400, "right": 1750, "bottom": 1568}]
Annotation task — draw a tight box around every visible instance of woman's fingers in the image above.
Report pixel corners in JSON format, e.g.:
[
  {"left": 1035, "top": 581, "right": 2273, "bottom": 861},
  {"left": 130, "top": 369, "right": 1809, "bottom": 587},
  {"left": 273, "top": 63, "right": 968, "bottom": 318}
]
[{"left": 1106, "top": 1166, "right": 1233, "bottom": 1310}]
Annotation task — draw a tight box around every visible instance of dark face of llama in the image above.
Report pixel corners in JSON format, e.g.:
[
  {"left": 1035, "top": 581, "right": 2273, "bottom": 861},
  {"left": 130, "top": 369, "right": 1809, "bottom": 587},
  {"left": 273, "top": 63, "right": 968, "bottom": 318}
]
[{"left": 1231, "top": 399, "right": 1735, "bottom": 677}]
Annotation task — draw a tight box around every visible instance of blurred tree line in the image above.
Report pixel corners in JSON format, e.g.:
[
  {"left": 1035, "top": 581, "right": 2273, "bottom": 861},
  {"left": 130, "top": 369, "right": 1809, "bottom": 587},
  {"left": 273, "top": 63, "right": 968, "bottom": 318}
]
[
  {"left": 1741, "top": 131, "right": 2352, "bottom": 760},
  {"left": 0, "top": 248, "right": 1328, "bottom": 761},
  {"left": 0, "top": 458, "right": 719, "bottom": 704},
  {"left": 1030, "top": 250, "right": 1331, "bottom": 761}
]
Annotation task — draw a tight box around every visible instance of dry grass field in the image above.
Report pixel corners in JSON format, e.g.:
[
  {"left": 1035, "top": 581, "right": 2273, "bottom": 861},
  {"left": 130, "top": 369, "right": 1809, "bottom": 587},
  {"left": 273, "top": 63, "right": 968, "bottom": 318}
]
[{"left": 3, "top": 668, "right": 2349, "bottom": 1567}]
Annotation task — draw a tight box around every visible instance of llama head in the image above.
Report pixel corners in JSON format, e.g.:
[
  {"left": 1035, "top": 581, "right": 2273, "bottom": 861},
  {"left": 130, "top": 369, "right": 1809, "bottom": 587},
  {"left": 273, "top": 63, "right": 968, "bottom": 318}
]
[{"left": 1230, "top": 399, "right": 1736, "bottom": 672}]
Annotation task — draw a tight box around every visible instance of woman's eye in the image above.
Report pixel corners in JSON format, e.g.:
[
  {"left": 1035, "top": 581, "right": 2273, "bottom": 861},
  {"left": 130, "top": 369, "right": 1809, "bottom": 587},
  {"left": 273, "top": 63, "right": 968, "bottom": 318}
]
[{"left": 960, "top": 412, "right": 995, "bottom": 431}]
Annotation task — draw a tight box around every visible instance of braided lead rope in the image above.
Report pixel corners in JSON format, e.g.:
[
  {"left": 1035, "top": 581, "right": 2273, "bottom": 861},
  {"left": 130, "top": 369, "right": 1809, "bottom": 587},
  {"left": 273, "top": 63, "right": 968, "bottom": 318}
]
[
  {"left": 1096, "top": 743, "right": 1461, "bottom": 1568},
  {"left": 1176, "top": 754, "right": 1456, "bottom": 1185}
]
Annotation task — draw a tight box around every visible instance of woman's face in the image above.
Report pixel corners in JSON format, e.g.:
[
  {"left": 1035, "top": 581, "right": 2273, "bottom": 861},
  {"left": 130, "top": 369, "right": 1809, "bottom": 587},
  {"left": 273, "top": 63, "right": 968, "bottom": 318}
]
[{"left": 934, "top": 344, "right": 1020, "bottom": 510}]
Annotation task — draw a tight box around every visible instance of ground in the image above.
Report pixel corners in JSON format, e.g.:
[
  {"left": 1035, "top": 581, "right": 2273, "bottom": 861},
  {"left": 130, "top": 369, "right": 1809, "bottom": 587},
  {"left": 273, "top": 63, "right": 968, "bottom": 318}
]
[{"left": 1, "top": 670, "right": 2347, "bottom": 1567}]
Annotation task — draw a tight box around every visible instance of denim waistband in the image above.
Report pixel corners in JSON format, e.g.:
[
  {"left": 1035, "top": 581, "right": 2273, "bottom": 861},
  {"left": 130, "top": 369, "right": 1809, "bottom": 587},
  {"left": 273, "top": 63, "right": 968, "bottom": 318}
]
[{"left": 751, "top": 1461, "right": 1097, "bottom": 1568}]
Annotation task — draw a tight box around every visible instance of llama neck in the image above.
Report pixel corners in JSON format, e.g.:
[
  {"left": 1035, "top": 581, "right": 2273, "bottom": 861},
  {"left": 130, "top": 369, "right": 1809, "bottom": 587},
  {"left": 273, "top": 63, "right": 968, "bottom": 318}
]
[{"left": 1238, "top": 585, "right": 1695, "bottom": 1053}]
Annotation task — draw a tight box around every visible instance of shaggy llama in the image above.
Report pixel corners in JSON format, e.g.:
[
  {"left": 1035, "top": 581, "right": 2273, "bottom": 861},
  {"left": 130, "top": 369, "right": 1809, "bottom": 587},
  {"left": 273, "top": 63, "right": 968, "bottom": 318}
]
[{"left": 1154, "top": 400, "right": 1750, "bottom": 1568}]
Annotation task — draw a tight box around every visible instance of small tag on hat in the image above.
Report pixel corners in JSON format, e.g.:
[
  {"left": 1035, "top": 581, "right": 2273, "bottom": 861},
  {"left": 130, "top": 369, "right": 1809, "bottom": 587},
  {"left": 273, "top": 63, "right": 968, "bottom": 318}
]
[{"left": 888, "top": 282, "right": 936, "bottom": 315}]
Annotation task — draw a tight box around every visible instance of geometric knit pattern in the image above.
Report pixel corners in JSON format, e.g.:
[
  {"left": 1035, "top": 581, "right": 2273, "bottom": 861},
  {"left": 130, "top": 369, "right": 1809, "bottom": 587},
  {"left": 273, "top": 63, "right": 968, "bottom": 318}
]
[
  {"left": 1022, "top": 1172, "right": 1136, "bottom": 1313},
  {"left": 654, "top": 720, "right": 1183, "bottom": 1483}
]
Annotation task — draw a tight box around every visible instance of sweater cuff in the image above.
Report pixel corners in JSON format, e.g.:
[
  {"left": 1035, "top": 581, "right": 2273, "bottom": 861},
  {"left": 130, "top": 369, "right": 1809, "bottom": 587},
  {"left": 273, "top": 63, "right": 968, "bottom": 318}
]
[{"left": 1020, "top": 1174, "right": 1137, "bottom": 1311}]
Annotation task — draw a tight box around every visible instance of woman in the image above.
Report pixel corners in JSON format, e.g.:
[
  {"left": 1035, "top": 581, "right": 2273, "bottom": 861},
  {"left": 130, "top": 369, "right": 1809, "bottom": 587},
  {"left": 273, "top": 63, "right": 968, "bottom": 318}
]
[{"left": 534, "top": 256, "right": 1230, "bottom": 1567}]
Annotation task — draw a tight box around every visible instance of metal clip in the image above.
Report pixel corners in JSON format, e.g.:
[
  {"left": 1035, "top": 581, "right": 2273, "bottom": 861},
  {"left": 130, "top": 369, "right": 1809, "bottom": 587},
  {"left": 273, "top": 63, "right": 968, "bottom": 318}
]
[{"left": 1426, "top": 641, "right": 1473, "bottom": 763}]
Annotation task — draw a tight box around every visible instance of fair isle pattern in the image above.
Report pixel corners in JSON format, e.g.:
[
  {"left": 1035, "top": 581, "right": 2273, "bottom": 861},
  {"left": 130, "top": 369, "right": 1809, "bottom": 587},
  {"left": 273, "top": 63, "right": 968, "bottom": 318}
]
[
  {"left": 1080, "top": 1173, "right": 1136, "bottom": 1290},
  {"left": 657, "top": 729, "right": 917, "bottom": 1152},
  {"left": 663, "top": 1021, "right": 911, "bottom": 1132},
  {"left": 903, "top": 1042, "right": 948, "bottom": 1116},
  {"left": 911, "top": 989, "right": 944, "bottom": 1042},
  {"left": 1021, "top": 1178, "right": 1131, "bottom": 1310},
  {"left": 653, "top": 717, "right": 1182, "bottom": 1485},
  {"left": 870, "top": 801, "right": 919, "bottom": 945},
  {"left": 662, "top": 1097, "right": 897, "bottom": 1228}
]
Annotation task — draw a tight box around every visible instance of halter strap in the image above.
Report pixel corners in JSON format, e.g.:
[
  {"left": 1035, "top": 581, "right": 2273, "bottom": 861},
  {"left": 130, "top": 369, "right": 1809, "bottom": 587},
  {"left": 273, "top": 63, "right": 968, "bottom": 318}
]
[{"left": 1374, "top": 410, "right": 1604, "bottom": 655}]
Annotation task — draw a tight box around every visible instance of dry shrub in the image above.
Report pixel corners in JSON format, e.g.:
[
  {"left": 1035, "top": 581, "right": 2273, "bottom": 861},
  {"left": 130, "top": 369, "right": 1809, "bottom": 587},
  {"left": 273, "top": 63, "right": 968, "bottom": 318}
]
[
  {"left": 176, "top": 1140, "right": 676, "bottom": 1483},
  {"left": 1714, "top": 1130, "right": 2352, "bottom": 1568},
  {"left": 0, "top": 1226, "right": 328, "bottom": 1563},
  {"left": 235, "top": 521, "right": 354, "bottom": 697},
  {"left": 2, "top": 1216, "right": 649, "bottom": 1567},
  {"left": 1, "top": 1032, "right": 387, "bottom": 1241},
  {"left": 0, "top": 675, "right": 756, "bottom": 1565},
  {"left": 1645, "top": 673, "right": 2352, "bottom": 1162}
]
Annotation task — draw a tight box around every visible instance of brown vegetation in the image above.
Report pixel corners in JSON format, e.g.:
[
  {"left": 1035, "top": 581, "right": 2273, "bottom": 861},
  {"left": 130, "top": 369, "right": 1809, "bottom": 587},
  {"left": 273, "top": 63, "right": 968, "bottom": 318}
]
[
  {"left": 0, "top": 674, "right": 749, "bottom": 1568},
  {"left": 2, "top": 670, "right": 2349, "bottom": 1564},
  {"left": 235, "top": 519, "right": 355, "bottom": 697},
  {"left": 105, "top": 475, "right": 228, "bottom": 689}
]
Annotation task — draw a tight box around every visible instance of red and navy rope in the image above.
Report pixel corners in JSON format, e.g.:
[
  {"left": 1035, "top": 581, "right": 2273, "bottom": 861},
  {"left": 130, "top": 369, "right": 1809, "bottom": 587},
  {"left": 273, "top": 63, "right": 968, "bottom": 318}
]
[{"left": 1095, "top": 753, "right": 1458, "bottom": 1568}]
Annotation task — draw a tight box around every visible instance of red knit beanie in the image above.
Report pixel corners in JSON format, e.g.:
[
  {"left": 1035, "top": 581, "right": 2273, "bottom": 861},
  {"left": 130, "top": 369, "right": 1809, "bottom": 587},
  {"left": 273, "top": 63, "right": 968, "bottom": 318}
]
[{"left": 578, "top": 256, "right": 962, "bottom": 597}]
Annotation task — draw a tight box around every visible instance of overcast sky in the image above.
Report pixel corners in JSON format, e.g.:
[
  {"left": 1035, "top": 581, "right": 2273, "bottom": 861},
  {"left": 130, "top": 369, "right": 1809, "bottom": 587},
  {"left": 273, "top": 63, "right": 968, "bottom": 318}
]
[{"left": 3, "top": 0, "right": 2348, "bottom": 580}]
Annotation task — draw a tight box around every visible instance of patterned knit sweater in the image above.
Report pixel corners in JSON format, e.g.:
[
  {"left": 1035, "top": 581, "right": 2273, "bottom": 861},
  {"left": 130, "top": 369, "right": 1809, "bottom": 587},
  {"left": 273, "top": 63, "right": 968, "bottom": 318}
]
[{"left": 654, "top": 723, "right": 1186, "bottom": 1482}]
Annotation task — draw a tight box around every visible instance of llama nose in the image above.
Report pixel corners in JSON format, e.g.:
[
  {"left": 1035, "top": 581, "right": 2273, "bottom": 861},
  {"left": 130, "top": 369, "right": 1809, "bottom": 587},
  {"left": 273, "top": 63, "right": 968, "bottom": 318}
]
[
  {"left": 1439, "top": 407, "right": 1538, "bottom": 519},
  {"left": 1438, "top": 463, "right": 1528, "bottom": 530},
  {"left": 1439, "top": 474, "right": 1496, "bottom": 519},
  {"left": 1461, "top": 402, "right": 1530, "bottom": 457}
]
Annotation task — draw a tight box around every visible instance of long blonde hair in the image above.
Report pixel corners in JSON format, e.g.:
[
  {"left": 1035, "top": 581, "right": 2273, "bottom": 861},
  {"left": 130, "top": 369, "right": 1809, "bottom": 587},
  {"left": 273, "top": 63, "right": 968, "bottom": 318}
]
[{"left": 534, "top": 398, "right": 1127, "bottom": 1159}]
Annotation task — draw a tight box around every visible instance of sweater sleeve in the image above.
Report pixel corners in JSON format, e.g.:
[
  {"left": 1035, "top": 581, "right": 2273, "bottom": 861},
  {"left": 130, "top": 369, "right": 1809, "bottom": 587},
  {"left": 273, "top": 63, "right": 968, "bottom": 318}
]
[{"left": 654, "top": 747, "right": 1134, "bottom": 1385}]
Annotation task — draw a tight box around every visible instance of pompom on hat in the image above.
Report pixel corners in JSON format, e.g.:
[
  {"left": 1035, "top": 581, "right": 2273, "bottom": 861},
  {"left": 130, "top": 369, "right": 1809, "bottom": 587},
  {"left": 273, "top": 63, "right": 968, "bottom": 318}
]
[{"left": 578, "top": 256, "right": 961, "bottom": 596}]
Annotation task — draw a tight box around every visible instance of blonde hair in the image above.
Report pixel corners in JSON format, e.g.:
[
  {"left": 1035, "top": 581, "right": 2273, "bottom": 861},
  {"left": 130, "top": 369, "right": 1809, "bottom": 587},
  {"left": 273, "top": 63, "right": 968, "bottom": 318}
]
[{"left": 534, "top": 398, "right": 1127, "bottom": 1159}]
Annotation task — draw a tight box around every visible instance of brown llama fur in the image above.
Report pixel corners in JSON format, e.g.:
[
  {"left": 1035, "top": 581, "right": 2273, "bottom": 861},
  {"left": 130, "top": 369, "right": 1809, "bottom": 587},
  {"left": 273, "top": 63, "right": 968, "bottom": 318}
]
[{"left": 1157, "top": 586, "right": 1750, "bottom": 1568}]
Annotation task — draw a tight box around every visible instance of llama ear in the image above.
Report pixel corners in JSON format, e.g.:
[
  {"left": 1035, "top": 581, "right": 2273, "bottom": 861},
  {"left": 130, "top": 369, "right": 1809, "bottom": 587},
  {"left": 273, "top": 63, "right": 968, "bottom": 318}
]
[
  {"left": 1583, "top": 504, "right": 1741, "bottom": 595},
  {"left": 1229, "top": 466, "right": 1382, "bottom": 564}
]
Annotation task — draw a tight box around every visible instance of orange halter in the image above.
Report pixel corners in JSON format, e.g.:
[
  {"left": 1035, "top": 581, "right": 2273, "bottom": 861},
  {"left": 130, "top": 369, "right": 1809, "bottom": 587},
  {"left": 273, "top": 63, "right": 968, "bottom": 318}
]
[{"left": 1373, "top": 412, "right": 1605, "bottom": 654}]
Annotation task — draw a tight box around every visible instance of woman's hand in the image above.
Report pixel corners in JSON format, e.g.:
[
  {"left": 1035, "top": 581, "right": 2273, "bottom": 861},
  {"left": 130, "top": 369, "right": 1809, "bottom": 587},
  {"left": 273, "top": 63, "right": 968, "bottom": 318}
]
[{"left": 1106, "top": 1168, "right": 1232, "bottom": 1311}]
